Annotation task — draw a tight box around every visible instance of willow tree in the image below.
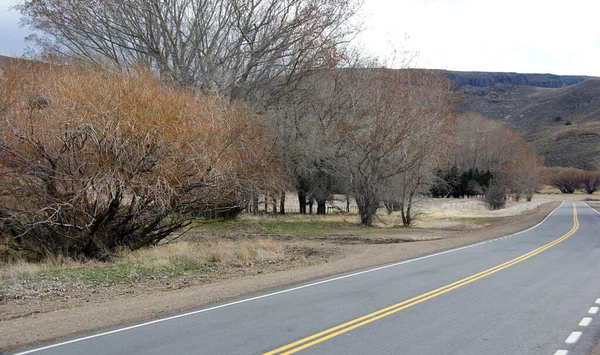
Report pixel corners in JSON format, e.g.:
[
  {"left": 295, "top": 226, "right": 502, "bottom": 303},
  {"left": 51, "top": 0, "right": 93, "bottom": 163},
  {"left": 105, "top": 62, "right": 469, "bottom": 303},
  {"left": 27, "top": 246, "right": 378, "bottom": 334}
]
[
  {"left": 336, "top": 68, "right": 457, "bottom": 226},
  {"left": 17, "top": 0, "right": 361, "bottom": 103},
  {"left": 0, "top": 62, "right": 279, "bottom": 260}
]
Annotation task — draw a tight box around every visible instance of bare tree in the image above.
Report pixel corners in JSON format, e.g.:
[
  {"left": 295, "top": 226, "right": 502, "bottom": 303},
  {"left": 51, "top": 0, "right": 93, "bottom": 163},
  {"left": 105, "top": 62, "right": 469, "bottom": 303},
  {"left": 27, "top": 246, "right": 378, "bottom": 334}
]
[
  {"left": 508, "top": 153, "right": 544, "bottom": 201},
  {"left": 264, "top": 62, "right": 357, "bottom": 215},
  {"left": 17, "top": 0, "right": 360, "bottom": 103},
  {"left": 437, "top": 113, "right": 543, "bottom": 204},
  {"left": 336, "top": 68, "right": 457, "bottom": 226},
  {"left": 483, "top": 183, "right": 507, "bottom": 210},
  {"left": 386, "top": 160, "right": 437, "bottom": 226}
]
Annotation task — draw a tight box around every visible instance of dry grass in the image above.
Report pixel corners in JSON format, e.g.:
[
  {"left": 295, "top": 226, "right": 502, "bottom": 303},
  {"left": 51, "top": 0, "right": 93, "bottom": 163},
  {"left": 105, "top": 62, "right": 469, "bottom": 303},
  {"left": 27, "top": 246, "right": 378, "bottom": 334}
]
[
  {"left": 0, "top": 238, "right": 286, "bottom": 300},
  {"left": 534, "top": 193, "right": 599, "bottom": 201}
]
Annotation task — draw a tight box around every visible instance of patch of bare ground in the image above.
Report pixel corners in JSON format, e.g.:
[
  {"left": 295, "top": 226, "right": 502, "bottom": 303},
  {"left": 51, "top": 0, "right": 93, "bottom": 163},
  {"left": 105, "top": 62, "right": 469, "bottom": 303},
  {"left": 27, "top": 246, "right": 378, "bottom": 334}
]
[{"left": 0, "top": 201, "right": 560, "bottom": 353}]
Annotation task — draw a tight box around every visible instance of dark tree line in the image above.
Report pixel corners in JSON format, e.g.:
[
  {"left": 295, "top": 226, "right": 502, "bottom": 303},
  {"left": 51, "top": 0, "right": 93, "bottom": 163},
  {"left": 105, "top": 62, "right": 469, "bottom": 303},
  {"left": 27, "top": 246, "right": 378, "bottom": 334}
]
[{"left": 430, "top": 167, "right": 494, "bottom": 198}]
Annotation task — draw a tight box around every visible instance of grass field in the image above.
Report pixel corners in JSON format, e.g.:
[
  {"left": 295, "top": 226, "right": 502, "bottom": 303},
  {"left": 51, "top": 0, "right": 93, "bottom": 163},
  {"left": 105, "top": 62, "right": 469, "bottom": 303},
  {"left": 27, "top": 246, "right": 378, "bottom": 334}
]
[{"left": 191, "top": 214, "right": 368, "bottom": 236}]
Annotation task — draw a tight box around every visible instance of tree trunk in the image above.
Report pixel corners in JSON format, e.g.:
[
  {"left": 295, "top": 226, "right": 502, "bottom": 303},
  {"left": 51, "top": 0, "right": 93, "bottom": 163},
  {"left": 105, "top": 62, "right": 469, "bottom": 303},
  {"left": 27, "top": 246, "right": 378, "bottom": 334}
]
[
  {"left": 272, "top": 195, "right": 277, "bottom": 216},
  {"left": 356, "top": 195, "right": 378, "bottom": 227},
  {"left": 346, "top": 195, "right": 350, "bottom": 212},
  {"left": 400, "top": 202, "right": 407, "bottom": 226},
  {"left": 280, "top": 191, "right": 285, "bottom": 215},
  {"left": 298, "top": 190, "right": 306, "bottom": 214},
  {"left": 401, "top": 191, "right": 415, "bottom": 226},
  {"left": 359, "top": 207, "right": 375, "bottom": 226},
  {"left": 264, "top": 196, "right": 268, "bottom": 213},
  {"left": 308, "top": 198, "right": 314, "bottom": 215},
  {"left": 252, "top": 195, "right": 259, "bottom": 215},
  {"left": 316, "top": 200, "right": 326, "bottom": 215}
]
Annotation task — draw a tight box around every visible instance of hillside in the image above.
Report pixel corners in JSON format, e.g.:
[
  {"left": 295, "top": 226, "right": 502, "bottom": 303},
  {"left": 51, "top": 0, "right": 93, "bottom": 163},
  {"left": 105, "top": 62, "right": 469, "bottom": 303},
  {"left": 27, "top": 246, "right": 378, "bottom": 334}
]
[
  {"left": 455, "top": 76, "right": 600, "bottom": 170},
  {"left": 446, "top": 71, "right": 590, "bottom": 88}
]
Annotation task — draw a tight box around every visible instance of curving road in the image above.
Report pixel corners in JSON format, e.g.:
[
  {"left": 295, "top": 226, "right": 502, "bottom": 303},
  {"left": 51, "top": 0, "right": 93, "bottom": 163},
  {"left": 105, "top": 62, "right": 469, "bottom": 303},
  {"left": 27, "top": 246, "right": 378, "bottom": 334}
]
[{"left": 12, "top": 201, "right": 600, "bottom": 355}]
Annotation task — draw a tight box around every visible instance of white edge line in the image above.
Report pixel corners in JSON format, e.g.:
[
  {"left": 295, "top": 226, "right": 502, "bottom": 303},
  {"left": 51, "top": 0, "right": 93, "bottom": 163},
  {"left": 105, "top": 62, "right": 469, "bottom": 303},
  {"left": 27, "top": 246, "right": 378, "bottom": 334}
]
[
  {"left": 504, "top": 200, "right": 564, "bottom": 238},
  {"left": 579, "top": 317, "right": 592, "bottom": 326},
  {"left": 584, "top": 202, "right": 600, "bottom": 215},
  {"left": 13, "top": 201, "right": 566, "bottom": 355},
  {"left": 554, "top": 350, "right": 569, "bottom": 355},
  {"left": 565, "top": 331, "right": 582, "bottom": 344}
]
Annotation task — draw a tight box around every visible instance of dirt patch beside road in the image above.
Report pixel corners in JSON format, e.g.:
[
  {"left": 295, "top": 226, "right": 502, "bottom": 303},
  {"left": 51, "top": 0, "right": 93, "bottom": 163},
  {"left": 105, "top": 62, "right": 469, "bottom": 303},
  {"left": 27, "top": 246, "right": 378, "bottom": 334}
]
[{"left": 0, "top": 201, "right": 560, "bottom": 353}]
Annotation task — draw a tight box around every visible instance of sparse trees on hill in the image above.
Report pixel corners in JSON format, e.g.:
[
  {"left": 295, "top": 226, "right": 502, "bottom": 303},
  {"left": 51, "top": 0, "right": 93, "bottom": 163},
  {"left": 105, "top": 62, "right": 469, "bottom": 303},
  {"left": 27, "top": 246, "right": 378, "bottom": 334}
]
[{"left": 0, "top": 63, "right": 279, "bottom": 260}]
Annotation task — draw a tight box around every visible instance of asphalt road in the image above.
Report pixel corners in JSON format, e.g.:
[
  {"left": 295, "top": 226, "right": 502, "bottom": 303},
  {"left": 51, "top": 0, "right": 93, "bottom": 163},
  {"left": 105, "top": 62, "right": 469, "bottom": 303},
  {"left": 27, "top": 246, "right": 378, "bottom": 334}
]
[{"left": 13, "top": 201, "right": 600, "bottom": 355}]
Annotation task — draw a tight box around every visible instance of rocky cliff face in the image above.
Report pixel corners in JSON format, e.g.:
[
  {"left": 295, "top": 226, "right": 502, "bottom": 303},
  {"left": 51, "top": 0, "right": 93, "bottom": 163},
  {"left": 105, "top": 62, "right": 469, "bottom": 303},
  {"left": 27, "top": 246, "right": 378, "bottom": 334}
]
[{"left": 446, "top": 71, "right": 591, "bottom": 88}]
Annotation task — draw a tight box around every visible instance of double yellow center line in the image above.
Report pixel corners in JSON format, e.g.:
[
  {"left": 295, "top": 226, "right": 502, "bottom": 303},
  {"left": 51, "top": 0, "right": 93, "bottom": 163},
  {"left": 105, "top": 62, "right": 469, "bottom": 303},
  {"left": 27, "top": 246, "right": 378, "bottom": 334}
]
[{"left": 264, "top": 203, "right": 579, "bottom": 355}]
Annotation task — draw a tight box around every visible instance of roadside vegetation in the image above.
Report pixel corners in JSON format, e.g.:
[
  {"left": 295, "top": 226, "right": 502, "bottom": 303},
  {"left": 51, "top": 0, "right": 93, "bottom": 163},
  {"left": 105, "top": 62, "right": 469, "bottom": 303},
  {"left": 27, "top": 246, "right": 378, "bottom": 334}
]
[
  {"left": 0, "top": 199, "right": 541, "bottom": 304},
  {"left": 1, "top": 238, "right": 287, "bottom": 301},
  {"left": 544, "top": 167, "right": 600, "bottom": 194},
  {"left": 0, "top": 0, "right": 566, "bottom": 270}
]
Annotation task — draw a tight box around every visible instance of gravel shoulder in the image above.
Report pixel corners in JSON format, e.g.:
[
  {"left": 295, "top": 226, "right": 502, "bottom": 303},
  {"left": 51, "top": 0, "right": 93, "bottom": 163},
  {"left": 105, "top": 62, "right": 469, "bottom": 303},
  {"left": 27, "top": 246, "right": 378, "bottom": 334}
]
[{"left": 0, "top": 201, "right": 560, "bottom": 353}]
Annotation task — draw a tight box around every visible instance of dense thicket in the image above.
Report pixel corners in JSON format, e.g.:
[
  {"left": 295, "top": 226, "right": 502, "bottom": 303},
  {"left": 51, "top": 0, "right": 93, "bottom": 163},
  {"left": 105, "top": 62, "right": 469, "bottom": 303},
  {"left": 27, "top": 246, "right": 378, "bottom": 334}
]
[
  {"left": 431, "top": 113, "right": 543, "bottom": 206},
  {"left": 430, "top": 167, "right": 494, "bottom": 198},
  {"left": 17, "top": 0, "right": 364, "bottom": 222},
  {"left": 8, "top": 0, "right": 553, "bottom": 239},
  {"left": 0, "top": 63, "right": 278, "bottom": 260},
  {"left": 266, "top": 66, "right": 458, "bottom": 225}
]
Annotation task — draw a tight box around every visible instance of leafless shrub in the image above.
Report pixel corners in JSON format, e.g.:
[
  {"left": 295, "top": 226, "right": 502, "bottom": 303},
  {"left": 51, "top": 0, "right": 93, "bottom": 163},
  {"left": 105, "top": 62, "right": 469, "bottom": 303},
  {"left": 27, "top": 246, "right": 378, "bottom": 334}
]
[
  {"left": 483, "top": 183, "right": 507, "bottom": 210},
  {"left": 581, "top": 171, "right": 600, "bottom": 194},
  {"left": 544, "top": 167, "right": 584, "bottom": 194},
  {"left": 0, "top": 63, "right": 279, "bottom": 260}
]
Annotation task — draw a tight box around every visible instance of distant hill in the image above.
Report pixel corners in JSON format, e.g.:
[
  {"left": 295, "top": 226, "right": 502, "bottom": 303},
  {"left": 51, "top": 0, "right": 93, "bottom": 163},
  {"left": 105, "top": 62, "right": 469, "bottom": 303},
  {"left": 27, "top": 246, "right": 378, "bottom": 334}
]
[
  {"left": 454, "top": 73, "right": 600, "bottom": 170},
  {"left": 445, "top": 71, "right": 591, "bottom": 88}
]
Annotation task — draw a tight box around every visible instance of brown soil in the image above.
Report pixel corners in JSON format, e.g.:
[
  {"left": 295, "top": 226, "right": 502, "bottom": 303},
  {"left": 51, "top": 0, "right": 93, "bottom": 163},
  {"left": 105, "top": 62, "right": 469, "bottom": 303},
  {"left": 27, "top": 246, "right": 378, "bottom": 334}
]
[{"left": 0, "top": 201, "right": 559, "bottom": 353}]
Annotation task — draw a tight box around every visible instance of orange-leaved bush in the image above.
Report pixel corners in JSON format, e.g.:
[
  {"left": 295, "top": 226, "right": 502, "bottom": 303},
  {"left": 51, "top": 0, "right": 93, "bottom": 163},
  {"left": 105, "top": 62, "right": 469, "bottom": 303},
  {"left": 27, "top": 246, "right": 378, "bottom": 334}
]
[{"left": 0, "top": 62, "right": 280, "bottom": 260}]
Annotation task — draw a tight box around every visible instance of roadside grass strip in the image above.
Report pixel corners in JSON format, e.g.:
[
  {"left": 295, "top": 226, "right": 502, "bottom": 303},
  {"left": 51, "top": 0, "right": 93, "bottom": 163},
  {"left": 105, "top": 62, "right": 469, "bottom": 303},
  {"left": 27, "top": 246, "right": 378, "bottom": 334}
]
[{"left": 264, "top": 203, "right": 579, "bottom": 355}]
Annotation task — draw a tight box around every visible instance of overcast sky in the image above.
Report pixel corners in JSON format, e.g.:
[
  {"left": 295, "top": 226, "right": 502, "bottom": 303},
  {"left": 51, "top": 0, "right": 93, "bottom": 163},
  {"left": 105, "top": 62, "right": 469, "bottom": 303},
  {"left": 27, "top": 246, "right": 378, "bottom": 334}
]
[{"left": 1, "top": 0, "right": 599, "bottom": 76}]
